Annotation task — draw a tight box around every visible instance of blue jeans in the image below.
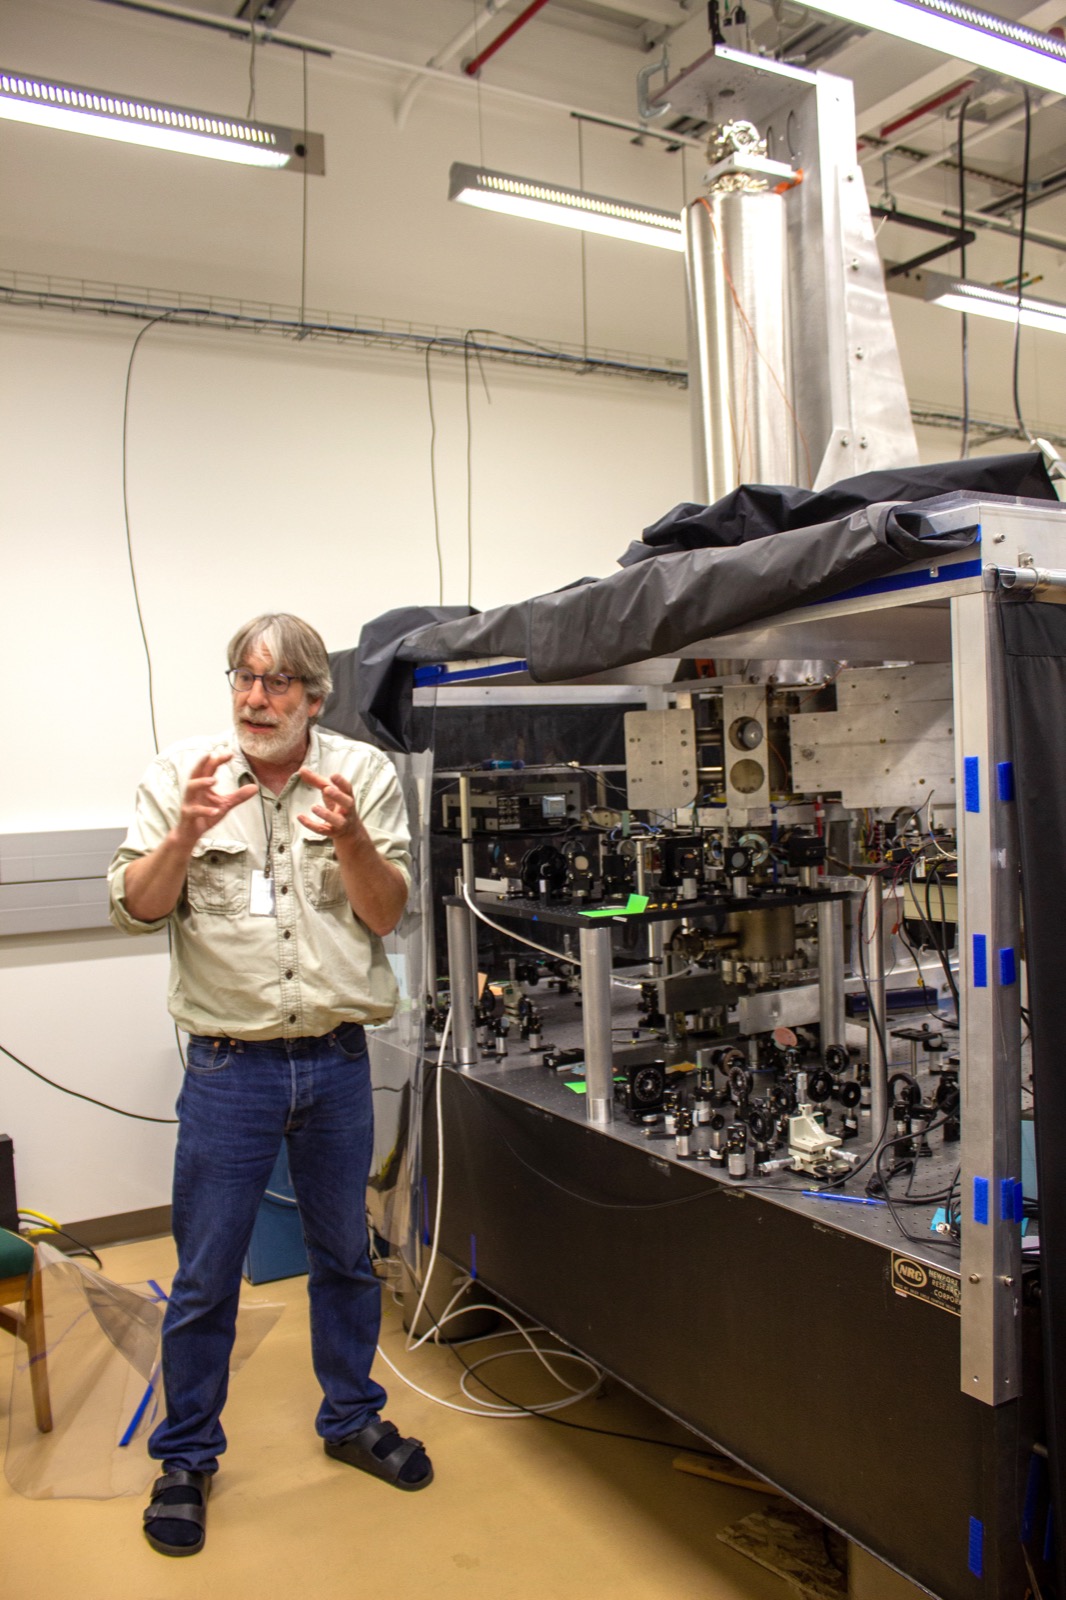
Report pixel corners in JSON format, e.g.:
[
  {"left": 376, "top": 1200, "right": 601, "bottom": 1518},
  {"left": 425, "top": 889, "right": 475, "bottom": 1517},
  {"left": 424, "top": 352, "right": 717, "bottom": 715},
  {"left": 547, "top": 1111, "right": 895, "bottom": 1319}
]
[{"left": 149, "top": 1022, "right": 387, "bottom": 1474}]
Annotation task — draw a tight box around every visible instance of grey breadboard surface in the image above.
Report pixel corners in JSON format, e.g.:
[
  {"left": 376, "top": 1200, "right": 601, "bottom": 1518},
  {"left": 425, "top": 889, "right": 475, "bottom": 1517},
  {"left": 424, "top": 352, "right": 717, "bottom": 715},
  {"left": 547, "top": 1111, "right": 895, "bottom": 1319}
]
[
  {"left": 0, "top": 827, "right": 125, "bottom": 935},
  {"left": 445, "top": 985, "right": 965, "bottom": 1272}
]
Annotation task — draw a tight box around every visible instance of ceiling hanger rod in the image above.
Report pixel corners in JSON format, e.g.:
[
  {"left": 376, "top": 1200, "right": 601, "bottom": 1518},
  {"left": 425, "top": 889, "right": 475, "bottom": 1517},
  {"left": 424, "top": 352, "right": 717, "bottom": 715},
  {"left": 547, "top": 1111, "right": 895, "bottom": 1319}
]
[{"left": 90, "top": 0, "right": 707, "bottom": 147}]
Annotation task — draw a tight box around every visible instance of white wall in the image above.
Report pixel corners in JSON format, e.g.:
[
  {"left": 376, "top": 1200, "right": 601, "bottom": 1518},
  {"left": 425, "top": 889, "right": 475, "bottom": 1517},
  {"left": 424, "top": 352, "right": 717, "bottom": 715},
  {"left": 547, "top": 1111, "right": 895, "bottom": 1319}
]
[{"left": 1, "top": 0, "right": 1064, "bottom": 1222}]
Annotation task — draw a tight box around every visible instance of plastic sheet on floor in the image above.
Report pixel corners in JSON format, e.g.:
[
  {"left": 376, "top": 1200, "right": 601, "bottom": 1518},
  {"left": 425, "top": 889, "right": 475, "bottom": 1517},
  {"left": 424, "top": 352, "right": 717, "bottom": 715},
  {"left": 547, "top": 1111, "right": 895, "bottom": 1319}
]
[{"left": 5, "top": 1243, "right": 282, "bottom": 1499}]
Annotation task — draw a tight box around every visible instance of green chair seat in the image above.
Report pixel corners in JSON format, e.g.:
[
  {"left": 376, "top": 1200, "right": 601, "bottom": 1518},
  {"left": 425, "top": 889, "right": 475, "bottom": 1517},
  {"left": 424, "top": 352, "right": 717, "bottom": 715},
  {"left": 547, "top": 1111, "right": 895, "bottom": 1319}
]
[{"left": 0, "top": 1227, "right": 34, "bottom": 1278}]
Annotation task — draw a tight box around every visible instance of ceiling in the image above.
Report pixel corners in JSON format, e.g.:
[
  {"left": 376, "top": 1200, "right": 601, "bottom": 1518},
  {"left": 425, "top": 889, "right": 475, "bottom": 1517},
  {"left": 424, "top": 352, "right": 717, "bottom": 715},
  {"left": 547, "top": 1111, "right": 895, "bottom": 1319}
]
[{"left": 136, "top": 0, "right": 1066, "bottom": 255}]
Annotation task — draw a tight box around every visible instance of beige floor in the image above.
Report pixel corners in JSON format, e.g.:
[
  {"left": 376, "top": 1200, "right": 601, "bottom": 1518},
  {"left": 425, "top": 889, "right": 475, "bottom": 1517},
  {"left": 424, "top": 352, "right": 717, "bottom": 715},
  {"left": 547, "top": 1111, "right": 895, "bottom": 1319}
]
[{"left": 0, "top": 1236, "right": 914, "bottom": 1600}]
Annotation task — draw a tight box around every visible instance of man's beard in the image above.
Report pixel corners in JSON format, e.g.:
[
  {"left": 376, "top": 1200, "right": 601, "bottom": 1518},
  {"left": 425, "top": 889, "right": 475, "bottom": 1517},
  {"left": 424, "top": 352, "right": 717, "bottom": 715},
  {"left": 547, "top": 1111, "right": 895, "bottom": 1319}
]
[{"left": 234, "top": 703, "right": 311, "bottom": 765}]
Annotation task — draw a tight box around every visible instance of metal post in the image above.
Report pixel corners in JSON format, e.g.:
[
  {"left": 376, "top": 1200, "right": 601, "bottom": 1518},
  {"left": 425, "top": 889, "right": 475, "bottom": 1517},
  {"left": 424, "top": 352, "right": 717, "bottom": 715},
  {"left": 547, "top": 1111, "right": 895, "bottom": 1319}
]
[
  {"left": 862, "top": 875, "right": 888, "bottom": 1143},
  {"left": 458, "top": 772, "right": 479, "bottom": 989},
  {"left": 578, "top": 923, "right": 615, "bottom": 1125},
  {"left": 952, "top": 589, "right": 1022, "bottom": 1405},
  {"left": 445, "top": 900, "right": 478, "bottom": 1067},
  {"left": 636, "top": 840, "right": 664, "bottom": 972},
  {"left": 817, "top": 898, "right": 846, "bottom": 1054}
]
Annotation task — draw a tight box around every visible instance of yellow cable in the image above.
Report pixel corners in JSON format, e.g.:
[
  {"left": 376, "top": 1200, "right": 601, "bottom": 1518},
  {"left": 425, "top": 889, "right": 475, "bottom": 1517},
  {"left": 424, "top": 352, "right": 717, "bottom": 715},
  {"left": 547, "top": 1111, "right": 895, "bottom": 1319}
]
[{"left": 18, "top": 1208, "right": 61, "bottom": 1229}]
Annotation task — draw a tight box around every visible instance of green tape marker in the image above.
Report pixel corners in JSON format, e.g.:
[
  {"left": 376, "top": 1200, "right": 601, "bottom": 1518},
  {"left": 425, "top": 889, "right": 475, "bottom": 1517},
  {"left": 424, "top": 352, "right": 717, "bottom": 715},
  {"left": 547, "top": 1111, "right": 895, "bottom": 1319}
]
[
  {"left": 564, "top": 1081, "right": 588, "bottom": 1094},
  {"left": 580, "top": 893, "right": 649, "bottom": 919}
]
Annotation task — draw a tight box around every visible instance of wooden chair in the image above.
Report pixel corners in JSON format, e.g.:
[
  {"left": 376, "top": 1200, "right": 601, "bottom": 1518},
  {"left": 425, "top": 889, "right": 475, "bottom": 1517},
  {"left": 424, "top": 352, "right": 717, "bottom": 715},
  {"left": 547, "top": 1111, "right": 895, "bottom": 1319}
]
[{"left": 0, "top": 1228, "right": 53, "bottom": 1431}]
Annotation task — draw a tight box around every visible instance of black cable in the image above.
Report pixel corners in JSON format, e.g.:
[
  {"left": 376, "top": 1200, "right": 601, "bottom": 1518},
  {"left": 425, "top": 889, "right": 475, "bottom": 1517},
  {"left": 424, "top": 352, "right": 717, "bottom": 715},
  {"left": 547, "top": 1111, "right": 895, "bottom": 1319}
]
[
  {"left": 906, "top": 860, "right": 959, "bottom": 1020},
  {"left": 925, "top": 859, "right": 960, "bottom": 1015},
  {"left": 424, "top": 339, "right": 445, "bottom": 607},
  {"left": 122, "top": 311, "right": 173, "bottom": 756},
  {"left": 958, "top": 95, "right": 971, "bottom": 460},
  {"left": 0, "top": 1040, "right": 178, "bottom": 1124},
  {"left": 413, "top": 1287, "right": 748, "bottom": 1462},
  {"left": 26, "top": 1224, "right": 103, "bottom": 1270},
  {"left": 871, "top": 1116, "right": 962, "bottom": 1251},
  {"left": 1012, "top": 89, "right": 1035, "bottom": 445}
]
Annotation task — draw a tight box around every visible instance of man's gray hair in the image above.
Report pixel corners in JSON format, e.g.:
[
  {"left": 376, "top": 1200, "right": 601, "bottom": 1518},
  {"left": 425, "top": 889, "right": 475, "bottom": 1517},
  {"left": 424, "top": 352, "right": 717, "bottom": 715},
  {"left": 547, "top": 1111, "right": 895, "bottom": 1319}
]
[{"left": 227, "top": 613, "right": 333, "bottom": 703}]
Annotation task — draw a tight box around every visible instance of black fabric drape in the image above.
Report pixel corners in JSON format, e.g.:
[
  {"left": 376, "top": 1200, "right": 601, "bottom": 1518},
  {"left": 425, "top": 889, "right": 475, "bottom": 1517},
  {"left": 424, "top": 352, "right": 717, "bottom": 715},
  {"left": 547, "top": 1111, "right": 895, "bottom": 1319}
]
[
  {"left": 621, "top": 451, "right": 1055, "bottom": 564},
  {"left": 323, "top": 605, "right": 475, "bottom": 753},
  {"left": 1001, "top": 598, "right": 1066, "bottom": 1599}
]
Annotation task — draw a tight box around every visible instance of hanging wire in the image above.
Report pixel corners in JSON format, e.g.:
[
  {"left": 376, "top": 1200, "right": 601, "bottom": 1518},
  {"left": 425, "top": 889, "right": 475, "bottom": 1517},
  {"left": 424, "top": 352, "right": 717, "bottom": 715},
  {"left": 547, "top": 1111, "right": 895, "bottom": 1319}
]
[
  {"left": 122, "top": 313, "right": 175, "bottom": 755},
  {"left": 299, "top": 48, "right": 309, "bottom": 327},
  {"left": 1012, "top": 88, "right": 1036, "bottom": 445},
  {"left": 577, "top": 118, "right": 589, "bottom": 361},
  {"left": 957, "top": 95, "right": 971, "bottom": 459},
  {"left": 424, "top": 340, "right": 446, "bottom": 605},
  {"left": 473, "top": 0, "right": 486, "bottom": 168},
  {"left": 246, "top": 15, "right": 258, "bottom": 121}
]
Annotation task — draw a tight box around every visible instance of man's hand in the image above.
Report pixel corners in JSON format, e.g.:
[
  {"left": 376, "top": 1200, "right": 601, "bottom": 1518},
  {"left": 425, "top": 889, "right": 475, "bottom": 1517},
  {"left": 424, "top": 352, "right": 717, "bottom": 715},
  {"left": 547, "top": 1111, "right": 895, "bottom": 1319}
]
[
  {"left": 297, "top": 768, "right": 407, "bottom": 935},
  {"left": 175, "top": 753, "right": 259, "bottom": 848},
  {"left": 297, "top": 768, "right": 361, "bottom": 841},
  {"left": 122, "top": 753, "right": 257, "bottom": 924}
]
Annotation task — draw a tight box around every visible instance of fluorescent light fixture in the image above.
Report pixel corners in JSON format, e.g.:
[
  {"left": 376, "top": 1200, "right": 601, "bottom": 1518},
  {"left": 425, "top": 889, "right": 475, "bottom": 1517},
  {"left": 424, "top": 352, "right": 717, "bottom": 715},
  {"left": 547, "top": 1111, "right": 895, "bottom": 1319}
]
[
  {"left": 449, "top": 161, "right": 684, "bottom": 251},
  {"left": 0, "top": 68, "right": 324, "bottom": 171},
  {"left": 806, "top": 0, "right": 1066, "bottom": 96},
  {"left": 922, "top": 270, "right": 1066, "bottom": 333}
]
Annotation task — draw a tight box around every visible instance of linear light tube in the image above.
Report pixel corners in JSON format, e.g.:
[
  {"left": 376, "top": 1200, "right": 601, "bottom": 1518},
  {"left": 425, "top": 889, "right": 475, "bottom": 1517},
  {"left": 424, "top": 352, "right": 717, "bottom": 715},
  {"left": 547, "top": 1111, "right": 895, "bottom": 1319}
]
[
  {"left": 806, "top": 0, "right": 1066, "bottom": 96},
  {"left": 449, "top": 161, "right": 684, "bottom": 251},
  {"left": 0, "top": 69, "right": 317, "bottom": 169},
  {"left": 926, "top": 273, "right": 1066, "bottom": 334}
]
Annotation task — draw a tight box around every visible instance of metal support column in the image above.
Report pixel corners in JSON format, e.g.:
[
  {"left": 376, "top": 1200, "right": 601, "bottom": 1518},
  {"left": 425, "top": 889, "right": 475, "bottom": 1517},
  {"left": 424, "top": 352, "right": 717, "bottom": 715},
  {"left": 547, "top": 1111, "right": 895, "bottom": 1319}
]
[
  {"left": 952, "top": 588, "right": 1023, "bottom": 1404},
  {"left": 445, "top": 900, "right": 479, "bottom": 1067},
  {"left": 817, "top": 898, "right": 847, "bottom": 1053},
  {"left": 578, "top": 923, "right": 615, "bottom": 1125},
  {"left": 862, "top": 875, "right": 888, "bottom": 1142}
]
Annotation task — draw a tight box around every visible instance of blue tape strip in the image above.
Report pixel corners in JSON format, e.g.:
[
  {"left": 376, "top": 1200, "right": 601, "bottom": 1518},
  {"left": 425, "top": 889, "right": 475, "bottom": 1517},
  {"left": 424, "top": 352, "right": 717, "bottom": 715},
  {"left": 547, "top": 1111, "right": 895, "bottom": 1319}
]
[
  {"left": 999, "top": 947, "right": 1017, "bottom": 987},
  {"left": 973, "top": 934, "right": 988, "bottom": 988},
  {"left": 829, "top": 554, "right": 983, "bottom": 604},
  {"left": 147, "top": 1279, "right": 169, "bottom": 1301},
  {"left": 964, "top": 756, "right": 981, "bottom": 814},
  {"left": 974, "top": 1176, "right": 989, "bottom": 1225},
  {"left": 470, "top": 1233, "right": 477, "bottom": 1280},
  {"left": 1015, "top": 1181, "right": 1025, "bottom": 1225},
  {"left": 413, "top": 659, "right": 529, "bottom": 688},
  {"left": 119, "top": 1376, "right": 157, "bottom": 1448},
  {"left": 997, "top": 761, "right": 1015, "bottom": 803},
  {"left": 1001, "top": 1178, "right": 1017, "bottom": 1222},
  {"left": 969, "top": 1517, "right": 984, "bottom": 1578}
]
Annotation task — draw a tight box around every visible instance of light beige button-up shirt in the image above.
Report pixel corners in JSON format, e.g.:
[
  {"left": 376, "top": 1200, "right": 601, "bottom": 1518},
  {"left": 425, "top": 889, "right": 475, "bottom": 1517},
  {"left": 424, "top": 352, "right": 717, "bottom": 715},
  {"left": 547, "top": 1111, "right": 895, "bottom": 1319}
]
[{"left": 108, "top": 725, "right": 411, "bottom": 1040}]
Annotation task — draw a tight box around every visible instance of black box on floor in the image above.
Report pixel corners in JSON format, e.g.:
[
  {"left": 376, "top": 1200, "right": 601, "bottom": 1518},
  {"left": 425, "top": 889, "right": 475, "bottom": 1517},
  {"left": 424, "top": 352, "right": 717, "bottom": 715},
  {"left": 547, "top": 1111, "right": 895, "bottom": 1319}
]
[
  {"left": 0, "top": 1135, "right": 17, "bottom": 1234},
  {"left": 243, "top": 1145, "right": 309, "bottom": 1285}
]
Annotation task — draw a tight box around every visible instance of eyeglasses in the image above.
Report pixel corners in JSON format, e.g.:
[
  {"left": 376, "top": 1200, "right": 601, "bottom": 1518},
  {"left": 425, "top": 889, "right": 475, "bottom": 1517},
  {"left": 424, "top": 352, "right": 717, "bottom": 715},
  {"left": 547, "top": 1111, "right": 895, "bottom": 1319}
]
[{"left": 226, "top": 668, "right": 304, "bottom": 696}]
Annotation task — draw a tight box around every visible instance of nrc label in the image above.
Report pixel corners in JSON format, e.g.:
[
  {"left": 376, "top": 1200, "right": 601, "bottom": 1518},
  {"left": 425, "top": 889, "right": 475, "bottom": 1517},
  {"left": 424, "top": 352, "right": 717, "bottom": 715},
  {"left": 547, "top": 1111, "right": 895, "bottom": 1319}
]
[{"left": 890, "top": 1254, "right": 961, "bottom": 1316}]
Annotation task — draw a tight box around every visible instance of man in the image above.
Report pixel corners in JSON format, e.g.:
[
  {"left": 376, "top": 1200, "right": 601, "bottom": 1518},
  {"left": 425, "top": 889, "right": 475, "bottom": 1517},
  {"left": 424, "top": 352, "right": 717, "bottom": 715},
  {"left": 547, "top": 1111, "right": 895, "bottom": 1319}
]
[{"left": 108, "top": 612, "right": 431, "bottom": 1559}]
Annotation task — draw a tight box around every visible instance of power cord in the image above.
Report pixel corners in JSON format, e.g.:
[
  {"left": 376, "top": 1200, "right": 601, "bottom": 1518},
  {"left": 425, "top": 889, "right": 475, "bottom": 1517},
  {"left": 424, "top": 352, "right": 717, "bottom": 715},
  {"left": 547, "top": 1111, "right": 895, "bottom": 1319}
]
[{"left": 0, "top": 1039, "right": 177, "bottom": 1125}]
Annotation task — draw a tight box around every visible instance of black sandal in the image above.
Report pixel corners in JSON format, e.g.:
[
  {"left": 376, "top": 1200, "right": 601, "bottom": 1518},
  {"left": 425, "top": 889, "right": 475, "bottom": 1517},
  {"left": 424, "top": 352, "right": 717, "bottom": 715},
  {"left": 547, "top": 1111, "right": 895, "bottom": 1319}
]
[
  {"left": 325, "top": 1419, "right": 433, "bottom": 1490},
  {"left": 143, "top": 1468, "right": 211, "bottom": 1556}
]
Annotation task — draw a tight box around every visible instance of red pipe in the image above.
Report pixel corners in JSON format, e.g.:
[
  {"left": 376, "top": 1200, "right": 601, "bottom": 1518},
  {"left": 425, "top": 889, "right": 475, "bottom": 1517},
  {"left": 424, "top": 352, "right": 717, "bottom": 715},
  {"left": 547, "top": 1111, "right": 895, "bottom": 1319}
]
[
  {"left": 879, "top": 80, "right": 974, "bottom": 140},
  {"left": 464, "top": 0, "right": 551, "bottom": 76}
]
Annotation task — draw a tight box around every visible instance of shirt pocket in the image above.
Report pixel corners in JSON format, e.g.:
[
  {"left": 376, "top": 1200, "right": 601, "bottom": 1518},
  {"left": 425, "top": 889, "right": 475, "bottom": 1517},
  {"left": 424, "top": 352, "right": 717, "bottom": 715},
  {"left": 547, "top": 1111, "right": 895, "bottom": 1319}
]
[
  {"left": 187, "top": 839, "right": 250, "bottom": 917},
  {"left": 302, "top": 839, "right": 347, "bottom": 909}
]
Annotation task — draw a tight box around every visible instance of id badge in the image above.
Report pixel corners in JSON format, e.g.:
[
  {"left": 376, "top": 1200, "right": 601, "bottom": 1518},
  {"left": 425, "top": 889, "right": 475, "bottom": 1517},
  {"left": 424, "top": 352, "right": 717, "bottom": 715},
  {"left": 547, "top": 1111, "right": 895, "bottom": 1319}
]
[{"left": 249, "top": 869, "right": 276, "bottom": 918}]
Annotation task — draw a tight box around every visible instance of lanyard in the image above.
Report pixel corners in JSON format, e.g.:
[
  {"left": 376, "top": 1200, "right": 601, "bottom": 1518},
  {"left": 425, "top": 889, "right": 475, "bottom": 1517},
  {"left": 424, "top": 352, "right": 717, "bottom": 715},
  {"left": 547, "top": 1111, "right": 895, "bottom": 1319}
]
[{"left": 258, "top": 789, "right": 275, "bottom": 879}]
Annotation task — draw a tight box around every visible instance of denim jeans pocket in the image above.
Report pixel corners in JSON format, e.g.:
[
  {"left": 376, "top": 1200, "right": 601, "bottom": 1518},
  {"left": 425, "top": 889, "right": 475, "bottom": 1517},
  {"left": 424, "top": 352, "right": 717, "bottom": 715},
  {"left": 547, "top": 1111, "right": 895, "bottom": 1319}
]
[
  {"left": 185, "top": 1036, "right": 237, "bottom": 1074},
  {"left": 333, "top": 1022, "right": 367, "bottom": 1061}
]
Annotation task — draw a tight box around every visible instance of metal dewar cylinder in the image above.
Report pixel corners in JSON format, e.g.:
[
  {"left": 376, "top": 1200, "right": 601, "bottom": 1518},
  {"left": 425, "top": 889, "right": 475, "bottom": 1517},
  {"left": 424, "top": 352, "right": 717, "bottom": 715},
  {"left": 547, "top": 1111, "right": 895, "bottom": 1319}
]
[
  {"left": 684, "top": 190, "right": 796, "bottom": 504},
  {"left": 727, "top": 905, "right": 796, "bottom": 961}
]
